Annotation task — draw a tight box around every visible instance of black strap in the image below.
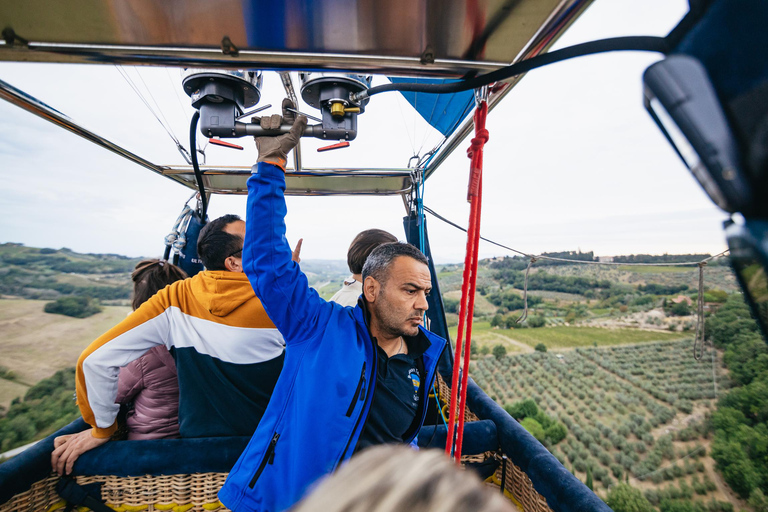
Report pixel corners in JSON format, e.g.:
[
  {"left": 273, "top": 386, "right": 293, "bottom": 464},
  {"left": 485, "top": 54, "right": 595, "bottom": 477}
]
[{"left": 56, "top": 477, "right": 115, "bottom": 512}]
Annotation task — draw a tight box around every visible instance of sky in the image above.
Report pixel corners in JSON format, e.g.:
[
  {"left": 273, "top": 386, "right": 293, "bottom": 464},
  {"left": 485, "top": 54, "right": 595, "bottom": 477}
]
[{"left": 0, "top": 0, "right": 729, "bottom": 264}]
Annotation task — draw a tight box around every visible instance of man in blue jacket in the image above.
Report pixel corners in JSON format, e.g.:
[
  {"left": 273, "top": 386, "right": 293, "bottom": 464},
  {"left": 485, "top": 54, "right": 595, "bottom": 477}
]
[{"left": 218, "top": 107, "right": 447, "bottom": 512}]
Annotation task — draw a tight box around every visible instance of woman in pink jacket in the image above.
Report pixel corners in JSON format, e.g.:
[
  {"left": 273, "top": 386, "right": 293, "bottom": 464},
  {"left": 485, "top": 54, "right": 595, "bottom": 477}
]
[{"left": 115, "top": 259, "right": 187, "bottom": 440}]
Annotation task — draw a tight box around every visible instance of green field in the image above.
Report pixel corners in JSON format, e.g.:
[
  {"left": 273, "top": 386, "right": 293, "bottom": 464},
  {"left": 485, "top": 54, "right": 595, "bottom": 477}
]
[{"left": 490, "top": 326, "right": 689, "bottom": 349}]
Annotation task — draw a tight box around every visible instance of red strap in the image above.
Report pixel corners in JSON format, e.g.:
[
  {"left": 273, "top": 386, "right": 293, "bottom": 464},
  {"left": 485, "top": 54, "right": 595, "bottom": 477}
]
[{"left": 445, "top": 101, "right": 489, "bottom": 463}]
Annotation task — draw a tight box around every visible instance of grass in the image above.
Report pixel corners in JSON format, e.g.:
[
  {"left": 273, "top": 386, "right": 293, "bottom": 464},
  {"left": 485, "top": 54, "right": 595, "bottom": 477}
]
[
  {"left": 490, "top": 325, "right": 690, "bottom": 349},
  {"left": 0, "top": 378, "right": 29, "bottom": 410},
  {"left": 448, "top": 321, "right": 525, "bottom": 353},
  {"left": 0, "top": 299, "right": 131, "bottom": 388},
  {"left": 443, "top": 290, "right": 498, "bottom": 316},
  {"left": 315, "top": 280, "right": 345, "bottom": 300}
]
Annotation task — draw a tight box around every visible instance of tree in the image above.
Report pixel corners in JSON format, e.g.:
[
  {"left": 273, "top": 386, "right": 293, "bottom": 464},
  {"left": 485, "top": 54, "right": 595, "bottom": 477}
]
[
  {"left": 527, "top": 315, "right": 546, "bottom": 328},
  {"left": 443, "top": 297, "right": 460, "bottom": 314},
  {"left": 669, "top": 301, "right": 691, "bottom": 316},
  {"left": 750, "top": 488, "right": 768, "bottom": 512},
  {"left": 493, "top": 344, "right": 507, "bottom": 361},
  {"left": 508, "top": 399, "right": 539, "bottom": 420},
  {"left": 545, "top": 422, "right": 567, "bottom": 444},
  {"left": 535, "top": 343, "right": 547, "bottom": 352},
  {"left": 606, "top": 483, "right": 656, "bottom": 512},
  {"left": 520, "top": 417, "right": 545, "bottom": 443},
  {"left": 585, "top": 464, "right": 593, "bottom": 490},
  {"left": 43, "top": 295, "right": 101, "bottom": 318}
]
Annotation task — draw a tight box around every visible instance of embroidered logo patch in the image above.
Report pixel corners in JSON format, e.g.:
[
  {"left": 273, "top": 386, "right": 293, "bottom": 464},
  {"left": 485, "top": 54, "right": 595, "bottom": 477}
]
[{"left": 409, "top": 368, "right": 420, "bottom": 403}]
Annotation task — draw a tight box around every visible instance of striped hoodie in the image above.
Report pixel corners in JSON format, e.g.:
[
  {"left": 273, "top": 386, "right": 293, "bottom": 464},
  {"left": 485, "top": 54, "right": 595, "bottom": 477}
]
[{"left": 76, "top": 270, "right": 285, "bottom": 439}]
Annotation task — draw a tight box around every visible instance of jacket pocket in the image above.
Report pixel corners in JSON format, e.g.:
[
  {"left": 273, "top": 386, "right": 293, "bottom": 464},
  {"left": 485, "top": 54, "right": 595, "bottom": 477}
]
[
  {"left": 345, "top": 362, "right": 366, "bottom": 417},
  {"left": 248, "top": 432, "right": 280, "bottom": 488}
]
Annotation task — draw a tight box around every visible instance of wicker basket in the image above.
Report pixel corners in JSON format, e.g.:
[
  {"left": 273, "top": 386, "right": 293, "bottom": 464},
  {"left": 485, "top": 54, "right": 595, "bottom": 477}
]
[
  {"left": 0, "top": 473, "right": 229, "bottom": 512},
  {"left": 436, "top": 373, "right": 554, "bottom": 512},
  {"left": 2, "top": 374, "right": 552, "bottom": 512}
]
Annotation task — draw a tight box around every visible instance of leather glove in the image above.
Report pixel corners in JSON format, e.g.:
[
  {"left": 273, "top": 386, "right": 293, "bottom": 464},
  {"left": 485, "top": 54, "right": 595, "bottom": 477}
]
[{"left": 254, "top": 99, "right": 306, "bottom": 171}]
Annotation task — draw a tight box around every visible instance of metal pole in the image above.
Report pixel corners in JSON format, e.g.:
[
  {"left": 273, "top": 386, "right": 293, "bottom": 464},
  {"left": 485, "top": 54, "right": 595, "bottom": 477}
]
[{"left": 279, "top": 72, "right": 302, "bottom": 173}]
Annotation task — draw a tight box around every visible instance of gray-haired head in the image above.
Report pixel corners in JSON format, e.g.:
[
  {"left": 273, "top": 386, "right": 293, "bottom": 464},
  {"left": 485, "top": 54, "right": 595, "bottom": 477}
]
[{"left": 362, "top": 242, "right": 429, "bottom": 285}]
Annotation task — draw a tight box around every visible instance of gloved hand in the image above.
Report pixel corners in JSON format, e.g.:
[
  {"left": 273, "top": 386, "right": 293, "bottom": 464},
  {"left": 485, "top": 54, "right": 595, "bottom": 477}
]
[{"left": 254, "top": 99, "right": 306, "bottom": 171}]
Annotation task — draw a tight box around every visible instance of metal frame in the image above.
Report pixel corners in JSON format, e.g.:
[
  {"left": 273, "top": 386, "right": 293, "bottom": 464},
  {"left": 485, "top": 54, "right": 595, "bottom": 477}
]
[
  {"left": 0, "top": 43, "right": 509, "bottom": 78},
  {"left": 161, "top": 165, "right": 415, "bottom": 196},
  {"left": 423, "top": 0, "right": 593, "bottom": 180},
  {"left": 0, "top": 0, "right": 594, "bottom": 197}
]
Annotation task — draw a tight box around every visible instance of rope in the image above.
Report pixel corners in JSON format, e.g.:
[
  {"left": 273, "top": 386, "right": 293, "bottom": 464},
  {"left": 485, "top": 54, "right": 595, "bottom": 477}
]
[
  {"left": 693, "top": 262, "right": 707, "bottom": 361},
  {"left": 422, "top": 205, "right": 731, "bottom": 360},
  {"left": 516, "top": 257, "right": 537, "bottom": 324},
  {"left": 424, "top": 204, "right": 730, "bottom": 268},
  {"left": 446, "top": 100, "right": 489, "bottom": 463},
  {"left": 115, "top": 65, "right": 183, "bottom": 150}
]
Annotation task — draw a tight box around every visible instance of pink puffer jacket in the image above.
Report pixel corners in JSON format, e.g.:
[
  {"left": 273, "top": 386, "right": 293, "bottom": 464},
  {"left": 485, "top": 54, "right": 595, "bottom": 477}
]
[{"left": 116, "top": 345, "right": 180, "bottom": 440}]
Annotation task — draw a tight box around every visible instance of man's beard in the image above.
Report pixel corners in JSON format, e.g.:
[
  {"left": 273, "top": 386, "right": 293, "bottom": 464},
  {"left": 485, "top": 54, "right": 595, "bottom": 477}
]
[{"left": 373, "top": 292, "right": 423, "bottom": 338}]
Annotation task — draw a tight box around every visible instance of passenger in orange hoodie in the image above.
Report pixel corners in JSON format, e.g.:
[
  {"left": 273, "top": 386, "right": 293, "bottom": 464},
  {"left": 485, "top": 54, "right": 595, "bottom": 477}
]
[{"left": 52, "top": 215, "right": 288, "bottom": 475}]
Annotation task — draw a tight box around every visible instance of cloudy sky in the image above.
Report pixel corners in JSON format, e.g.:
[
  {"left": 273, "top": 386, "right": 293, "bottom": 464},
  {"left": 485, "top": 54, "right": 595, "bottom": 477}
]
[{"left": 0, "top": 0, "right": 728, "bottom": 264}]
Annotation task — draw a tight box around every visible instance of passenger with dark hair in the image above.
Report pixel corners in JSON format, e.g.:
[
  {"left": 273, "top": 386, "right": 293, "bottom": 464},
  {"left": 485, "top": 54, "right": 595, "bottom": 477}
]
[
  {"left": 196, "top": 214, "right": 244, "bottom": 271},
  {"left": 52, "top": 215, "right": 286, "bottom": 476},
  {"left": 219, "top": 105, "right": 447, "bottom": 512},
  {"left": 115, "top": 259, "right": 187, "bottom": 441},
  {"left": 330, "top": 229, "right": 397, "bottom": 307},
  {"left": 130, "top": 259, "right": 188, "bottom": 310}
]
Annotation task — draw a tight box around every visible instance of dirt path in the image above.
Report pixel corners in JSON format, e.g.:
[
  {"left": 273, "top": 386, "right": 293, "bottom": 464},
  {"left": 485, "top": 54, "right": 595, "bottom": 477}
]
[{"left": 487, "top": 332, "right": 535, "bottom": 353}]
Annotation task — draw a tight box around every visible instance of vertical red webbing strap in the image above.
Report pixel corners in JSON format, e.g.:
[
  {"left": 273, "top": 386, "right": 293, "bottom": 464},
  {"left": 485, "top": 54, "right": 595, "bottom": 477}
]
[{"left": 445, "top": 101, "right": 489, "bottom": 463}]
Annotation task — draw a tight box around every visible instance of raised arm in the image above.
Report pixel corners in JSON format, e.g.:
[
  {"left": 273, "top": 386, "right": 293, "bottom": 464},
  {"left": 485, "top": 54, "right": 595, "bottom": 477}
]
[{"left": 242, "top": 113, "right": 337, "bottom": 343}]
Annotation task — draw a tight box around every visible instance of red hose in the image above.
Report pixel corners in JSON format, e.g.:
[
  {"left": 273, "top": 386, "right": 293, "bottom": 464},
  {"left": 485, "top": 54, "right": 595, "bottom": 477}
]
[{"left": 445, "top": 101, "right": 489, "bottom": 462}]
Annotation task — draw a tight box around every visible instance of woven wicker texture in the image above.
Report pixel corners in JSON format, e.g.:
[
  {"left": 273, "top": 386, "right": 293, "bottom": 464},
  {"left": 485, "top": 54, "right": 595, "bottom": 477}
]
[
  {"left": 3, "top": 373, "right": 552, "bottom": 512},
  {"left": 0, "top": 475, "right": 59, "bottom": 512},
  {"left": 436, "top": 373, "right": 554, "bottom": 512},
  {"left": 76, "top": 473, "right": 230, "bottom": 511},
  {"left": 0, "top": 472, "right": 230, "bottom": 512}
]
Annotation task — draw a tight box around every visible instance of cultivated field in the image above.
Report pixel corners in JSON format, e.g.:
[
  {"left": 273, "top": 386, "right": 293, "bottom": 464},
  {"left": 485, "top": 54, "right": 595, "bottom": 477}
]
[
  {"left": 450, "top": 324, "right": 690, "bottom": 351},
  {"left": 471, "top": 340, "right": 739, "bottom": 508}
]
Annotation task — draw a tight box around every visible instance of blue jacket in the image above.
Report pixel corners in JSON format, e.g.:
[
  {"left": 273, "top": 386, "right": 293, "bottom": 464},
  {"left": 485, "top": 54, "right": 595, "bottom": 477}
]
[{"left": 218, "top": 163, "right": 447, "bottom": 512}]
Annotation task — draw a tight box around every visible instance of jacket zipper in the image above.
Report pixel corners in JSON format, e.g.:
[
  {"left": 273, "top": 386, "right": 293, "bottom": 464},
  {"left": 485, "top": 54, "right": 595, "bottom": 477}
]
[
  {"left": 345, "top": 362, "right": 366, "bottom": 417},
  {"left": 338, "top": 329, "right": 377, "bottom": 463},
  {"left": 248, "top": 433, "right": 280, "bottom": 488}
]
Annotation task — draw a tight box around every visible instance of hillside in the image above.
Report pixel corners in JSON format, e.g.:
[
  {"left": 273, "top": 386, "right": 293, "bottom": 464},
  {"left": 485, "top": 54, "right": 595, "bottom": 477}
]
[
  {"left": 439, "top": 252, "right": 737, "bottom": 342},
  {"left": 0, "top": 243, "right": 748, "bottom": 510},
  {"left": 0, "top": 300, "right": 131, "bottom": 409}
]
